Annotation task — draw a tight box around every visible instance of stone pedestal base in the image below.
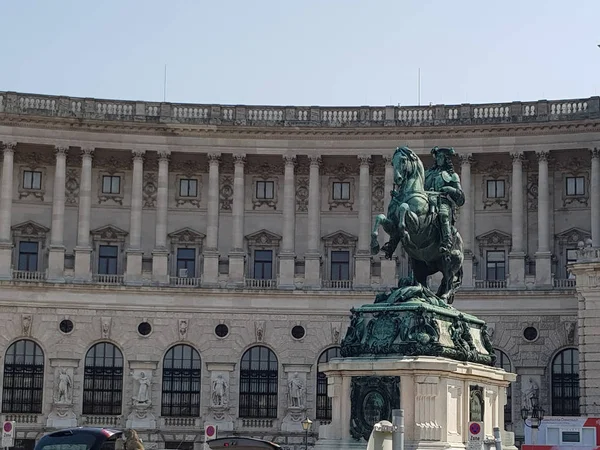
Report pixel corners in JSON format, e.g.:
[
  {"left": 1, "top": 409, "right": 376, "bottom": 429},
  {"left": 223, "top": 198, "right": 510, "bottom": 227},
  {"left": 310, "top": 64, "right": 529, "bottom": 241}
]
[
  {"left": 202, "top": 250, "right": 220, "bottom": 287},
  {"left": 74, "top": 247, "right": 92, "bottom": 282},
  {"left": 304, "top": 253, "right": 321, "bottom": 289},
  {"left": 46, "top": 403, "right": 77, "bottom": 428},
  {"left": 508, "top": 252, "right": 526, "bottom": 288},
  {"left": 316, "top": 356, "right": 516, "bottom": 450},
  {"left": 354, "top": 253, "right": 372, "bottom": 289},
  {"left": 380, "top": 258, "right": 397, "bottom": 289},
  {"left": 152, "top": 249, "right": 169, "bottom": 284},
  {"left": 125, "top": 249, "right": 143, "bottom": 284},
  {"left": 47, "top": 245, "right": 66, "bottom": 282},
  {"left": 0, "top": 242, "right": 12, "bottom": 280},
  {"left": 126, "top": 404, "right": 156, "bottom": 429},
  {"left": 227, "top": 251, "right": 245, "bottom": 287},
  {"left": 278, "top": 252, "right": 296, "bottom": 289},
  {"left": 535, "top": 251, "right": 552, "bottom": 287}
]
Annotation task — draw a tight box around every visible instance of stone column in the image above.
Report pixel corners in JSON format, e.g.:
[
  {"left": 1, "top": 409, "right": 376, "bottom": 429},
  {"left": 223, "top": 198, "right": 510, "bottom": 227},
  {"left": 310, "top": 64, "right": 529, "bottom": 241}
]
[
  {"left": 278, "top": 155, "right": 296, "bottom": 289},
  {"left": 227, "top": 154, "right": 246, "bottom": 287},
  {"left": 0, "top": 141, "right": 16, "bottom": 280},
  {"left": 459, "top": 153, "right": 474, "bottom": 287},
  {"left": 203, "top": 153, "right": 221, "bottom": 287},
  {"left": 535, "top": 151, "right": 552, "bottom": 286},
  {"left": 304, "top": 155, "right": 322, "bottom": 289},
  {"left": 74, "top": 148, "right": 94, "bottom": 281},
  {"left": 380, "top": 155, "right": 397, "bottom": 287},
  {"left": 48, "top": 146, "right": 69, "bottom": 281},
  {"left": 355, "top": 155, "right": 372, "bottom": 289},
  {"left": 508, "top": 151, "right": 526, "bottom": 288},
  {"left": 125, "top": 150, "right": 145, "bottom": 284},
  {"left": 592, "top": 148, "right": 600, "bottom": 245},
  {"left": 152, "top": 150, "right": 170, "bottom": 284}
]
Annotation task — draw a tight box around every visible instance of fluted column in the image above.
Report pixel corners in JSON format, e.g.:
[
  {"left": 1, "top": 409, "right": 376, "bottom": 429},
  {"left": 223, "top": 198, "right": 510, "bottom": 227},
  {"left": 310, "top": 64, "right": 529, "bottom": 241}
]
[
  {"left": 74, "top": 148, "right": 94, "bottom": 281},
  {"left": 0, "top": 142, "right": 16, "bottom": 280},
  {"left": 203, "top": 153, "right": 221, "bottom": 287},
  {"left": 592, "top": 148, "right": 600, "bottom": 245},
  {"left": 355, "top": 155, "right": 372, "bottom": 288},
  {"left": 380, "top": 155, "right": 397, "bottom": 286},
  {"left": 508, "top": 151, "right": 526, "bottom": 287},
  {"left": 305, "top": 155, "right": 322, "bottom": 289},
  {"left": 535, "top": 151, "right": 552, "bottom": 286},
  {"left": 125, "top": 150, "right": 145, "bottom": 284},
  {"left": 228, "top": 154, "right": 246, "bottom": 286},
  {"left": 152, "top": 150, "right": 170, "bottom": 284},
  {"left": 47, "top": 145, "right": 69, "bottom": 281},
  {"left": 279, "top": 155, "right": 296, "bottom": 289},
  {"left": 458, "top": 153, "right": 474, "bottom": 287}
]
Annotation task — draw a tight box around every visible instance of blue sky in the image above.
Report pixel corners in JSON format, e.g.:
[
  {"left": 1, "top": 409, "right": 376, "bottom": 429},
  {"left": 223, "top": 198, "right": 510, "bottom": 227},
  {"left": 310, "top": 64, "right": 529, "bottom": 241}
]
[{"left": 2, "top": 0, "right": 600, "bottom": 106}]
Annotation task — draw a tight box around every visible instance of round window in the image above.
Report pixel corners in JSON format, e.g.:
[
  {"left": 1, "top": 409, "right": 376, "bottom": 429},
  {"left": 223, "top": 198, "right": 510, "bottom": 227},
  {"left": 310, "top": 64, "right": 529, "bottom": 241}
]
[
  {"left": 59, "top": 319, "right": 74, "bottom": 334},
  {"left": 215, "top": 324, "right": 229, "bottom": 338},
  {"left": 138, "top": 321, "right": 152, "bottom": 336},
  {"left": 291, "top": 325, "right": 306, "bottom": 340},
  {"left": 523, "top": 326, "right": 538, "bottom": 342}
]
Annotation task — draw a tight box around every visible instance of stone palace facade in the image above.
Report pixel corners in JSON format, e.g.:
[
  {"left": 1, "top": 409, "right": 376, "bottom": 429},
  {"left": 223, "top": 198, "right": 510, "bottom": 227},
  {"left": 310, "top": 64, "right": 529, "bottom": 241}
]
[{"left": 0, "top": 92, "right": 596, "bottom": 449}]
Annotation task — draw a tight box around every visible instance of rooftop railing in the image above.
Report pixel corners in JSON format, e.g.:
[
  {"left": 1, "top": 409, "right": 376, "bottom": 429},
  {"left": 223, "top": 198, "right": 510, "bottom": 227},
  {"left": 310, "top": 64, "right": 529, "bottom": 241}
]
[{"left": 1, "top": 91, "right": 598, "bottom": 128}]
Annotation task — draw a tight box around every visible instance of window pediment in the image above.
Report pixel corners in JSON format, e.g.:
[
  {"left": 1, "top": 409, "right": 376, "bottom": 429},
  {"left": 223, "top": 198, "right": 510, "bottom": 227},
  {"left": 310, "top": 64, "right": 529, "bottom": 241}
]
[
  {"left": 11, "top": 221, "right": 50, "bottom": 239},
  {"left": 168, "top": 227, "right": 206, "bottom": 245},
  {"left": 90, "top": 225, "right": 129, "bottom": 243},
  {"left": 476, "top": 229, "right": 511, "bottom": 247},
  {"left": 322, "top": 230, "right": 358, "bottom": 248},
  {"left": 556, "top": 227, "right": 590, "bottom": 246},
  {"left": 245, "top": 229, "right": 282, "bottom": 247}
]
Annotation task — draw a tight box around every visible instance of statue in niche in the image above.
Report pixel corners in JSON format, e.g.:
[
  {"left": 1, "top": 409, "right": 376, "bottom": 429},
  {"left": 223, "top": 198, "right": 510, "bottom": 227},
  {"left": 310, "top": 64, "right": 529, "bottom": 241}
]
[
  {"left": 470, "top": 388, "right": 484, "bottom": 422},
  {"left": 288, "top": 372, "right": 305, "bottom": 408},
  {"left": 132, "top": 371, "right": 151, "bottom": 405},
  {"left": 22, "top": 314, "right": 32, "bottom": 336},
  {"left": 54, "top": 368, "right": 72, "bottom": 404},
  {"left": 522, "top": 378, "right": 539, "bottom": 410},
  {"left": 211, "top": 374, "right": 228, "bottom": 407}
]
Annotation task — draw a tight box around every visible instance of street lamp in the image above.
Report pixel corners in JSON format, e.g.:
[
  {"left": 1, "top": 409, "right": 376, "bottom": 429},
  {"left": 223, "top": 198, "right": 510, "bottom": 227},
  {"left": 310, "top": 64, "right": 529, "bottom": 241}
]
[
  {"left": 301, "top": 417, "right": 313, "bottom": 450},
  {"left": 521, "top": 391, "right": 545, "bottom": 444}
]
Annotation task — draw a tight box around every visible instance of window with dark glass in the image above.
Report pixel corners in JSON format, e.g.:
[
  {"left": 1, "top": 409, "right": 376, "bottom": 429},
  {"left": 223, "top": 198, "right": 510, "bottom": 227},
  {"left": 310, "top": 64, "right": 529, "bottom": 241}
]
[
  {"left": 333, "top": 182, "right": 350, "bottom": 200},
  {"left": 494, "top": 349, "right": 512, "bottom": 427},
  {"left": 179, "top": 179, "right": 198, "bottom": 197},
  {"left": 162, "top": 344, "right": 201, "bottom": 417},
  {"left": 82, "top": 342, "right": 123, "bottom": 415},
  {"left": 331, "top": 251, "right": 350, "bottom": 280},
  {"left": 567, "top": 248, "right": 578, "bottom": 279},
  {"left": 98, "top": 245, "right": 118, "bottom": 275},
  {"left": 486, "top": 251, "right": 505, "bottom": 281},
  {"left": 2, "top": 339, "right": 44, "bottom": 413},
  {"left": 256, "top": 181, "right": 274, "bottom": 200},
  {"left": 566, "top": 176, "right": 585, "bottom": 196},
  {"left": 23, "top": 171, "right": 42, "bottom": 190},
  {"left": 239, "top": 346, "right": 278, "bottom": 418},
  {"left": 102, "top": 175, "right": 121, "bottom": 194},
  {"left": 317, "top": 347, "right": 341, "bottom": 420},
  {"left": 486, "top": 180, "right": 505, "bottom": 198},
  {"left": 254, "top": 250, "right": 273, "bottom": 279},
  {"left": 176, "top": 248, "right": 196, "bottom": 278},
  {"left": 552, "top": 348, "right": 580, "bottom": 416},
  {"left": 18, "top": 241, "right": 38, "bottom": 272}
]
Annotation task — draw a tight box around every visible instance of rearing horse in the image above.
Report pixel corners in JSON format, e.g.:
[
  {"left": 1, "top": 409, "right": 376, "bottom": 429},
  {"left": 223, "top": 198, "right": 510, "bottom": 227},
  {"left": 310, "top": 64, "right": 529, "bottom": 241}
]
[{"left": 371, "top": 146, "right": 463, "bottom": 304}]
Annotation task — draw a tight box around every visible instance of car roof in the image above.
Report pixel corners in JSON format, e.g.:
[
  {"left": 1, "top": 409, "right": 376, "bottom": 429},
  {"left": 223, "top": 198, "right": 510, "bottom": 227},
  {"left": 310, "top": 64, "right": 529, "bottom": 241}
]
[{"left": 208, "top": 437, "right": 282, "bottom": 449}]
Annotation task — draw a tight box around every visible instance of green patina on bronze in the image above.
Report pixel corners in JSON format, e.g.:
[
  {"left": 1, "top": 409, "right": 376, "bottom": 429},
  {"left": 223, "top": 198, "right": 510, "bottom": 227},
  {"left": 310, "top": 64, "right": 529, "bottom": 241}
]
[
  {"left": 341, "top": 145, "right": 496, "bottom": 366},
  {"left": 350, "top": 376, "right": 400, "bottom": 442}
]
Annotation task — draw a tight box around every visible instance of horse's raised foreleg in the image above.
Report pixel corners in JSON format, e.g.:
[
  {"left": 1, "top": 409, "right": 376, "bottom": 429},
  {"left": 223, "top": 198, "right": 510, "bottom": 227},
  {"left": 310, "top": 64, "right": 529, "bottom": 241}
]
[{"left": 371, "top": 214, "right": 393, "bottom": 255}]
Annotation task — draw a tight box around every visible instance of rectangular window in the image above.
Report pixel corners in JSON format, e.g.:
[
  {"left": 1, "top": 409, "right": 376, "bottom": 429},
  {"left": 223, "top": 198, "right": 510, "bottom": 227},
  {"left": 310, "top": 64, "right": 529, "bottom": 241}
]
[
  {"left": 486, "top": 250, "right": 505, "bottom": 281},
  {"left": 331, "top": 250, "right": 350, "bottom": 280},
  {"left": 176, "top": 248, "right": 196, "bottom": 277},
  {"left": 567, "top": 248, "right": 578, "bottom": 279},
  {"left": 102, "top": 175, "right": 121, "bottom": 194},
  {"left": 486, "top": 180, "right": 505, "bottom": 198},
  {"left": 254, "top": 250, "right": 273, "bottom": 279},
  {"left": 566, "top": 176, "right": 585, "bottom": 196},
  {"left": 22, "top": 171, "right": 42, "bottom": 190},
  {"left": 179, "top": 179, "right": 198, "bottom": 197},
  {"left": 18, "top": 241, "right": 38, "bottom": 271},
  {"left": 98, "top": 245, "right": 118, "bottom": 275},
  {"left": 333, "top": 182, "right": 351, "bottom": 200},
  {"left": 256, "top": 181, "right": 274, "bottom": 200}
]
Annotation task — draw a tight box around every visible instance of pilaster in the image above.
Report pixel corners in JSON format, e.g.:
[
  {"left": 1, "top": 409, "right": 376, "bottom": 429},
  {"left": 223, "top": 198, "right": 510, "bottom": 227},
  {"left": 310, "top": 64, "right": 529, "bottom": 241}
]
[
  {"left": 228, "top": 154, "right": 246, "bottom": 287},
  {"left": 509, "top": 151, "right": 526, "bottom": 288},
  {"left": 74, "top": 147, "right": 94, "bottom": 282},
  {"left": 535, "top": 151, "right": 552, "bottom": 286},
  {"left": 279, "top": 155, "right": 297, "bottom": 289},
  {"left": 354, "top": 155, "right": 372, "bottom": 289},
  {"left": 459, "top": 153, "right": 473, "bottom": 288},
  {"left": 125, "top": 150, "right": 145, "bottom": 284},
  {"left": 0, "top": 141, "right": 16, "bottom": 280},
  {"left": 203, "top": 153, "right": 221, "bottom": 287},
  {"left": 304, "top": 155, "right": 322, "bottom": 289},
  {"left": 48, "top": 145, "right": 69, "bottom": 282},
  {"left": 152, "top": 150, "right": 170, "bottom": 284}
]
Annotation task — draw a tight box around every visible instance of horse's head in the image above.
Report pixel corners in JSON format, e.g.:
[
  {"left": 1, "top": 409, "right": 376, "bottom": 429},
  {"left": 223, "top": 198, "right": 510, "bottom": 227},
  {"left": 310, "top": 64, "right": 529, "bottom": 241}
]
[{"left": 392, "top": 146, "right": 424, "bottom": 190}]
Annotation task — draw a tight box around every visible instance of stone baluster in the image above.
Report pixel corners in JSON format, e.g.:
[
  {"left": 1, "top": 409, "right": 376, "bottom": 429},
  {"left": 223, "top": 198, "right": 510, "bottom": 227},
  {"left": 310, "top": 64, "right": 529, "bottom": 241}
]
[
  {"left": 279, "top": 155, "right": 296, "bottom": 289},
  {"left": 152, "top": 150, "right": 170, "bottom": 284},
  {"left": 458, "top": 153, "right": 473, "bottom": 287},
  {"left": 355, "top": 155, "right": 372, "bottom": 288},
  {"left": 48, "top": 145, "right": 69, "bottom": 281},
  {"left": 202, "top": 153, "right": 221, "bottom": 287},
  {"left": 304, "top": 155, "right": 322, "bottom": 289},
  {"left": 380, "top": 155, "right": 397, "bottom": 286},
  {"left": 508, "top": 151, "right": 525, "bottom": 287},
  {"left": 0, "top": 142, "right": 16, "bottom": 280},
  {"left": 74, "top": 148, "right": 94, "bottom": 281},
  {"left": 227, "top": 154, "right": 246, "bottom": 286},
  {"left": 592, "top": 148, "right": 600, "bottom": 245},
  {"left": 125, "top": 150, "right": 145, "bottom": 284},
  {"left": 535, "top": 151, "right": 552, "bottom": 286}
]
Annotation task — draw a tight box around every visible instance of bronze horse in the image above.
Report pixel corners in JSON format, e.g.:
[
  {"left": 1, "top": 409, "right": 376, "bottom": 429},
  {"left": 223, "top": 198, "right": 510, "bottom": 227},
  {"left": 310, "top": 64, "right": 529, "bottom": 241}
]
[{"left": 371, "top": 146, "right": 464, "bottom": 304}]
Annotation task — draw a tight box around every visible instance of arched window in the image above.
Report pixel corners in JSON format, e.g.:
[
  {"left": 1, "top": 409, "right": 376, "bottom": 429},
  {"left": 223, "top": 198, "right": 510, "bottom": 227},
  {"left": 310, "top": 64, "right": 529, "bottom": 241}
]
[
  {"left": 316, "top": 347, "right": 341, "bottom": 420},
  {"left": 552, "top": 348, "right": 580, "bottom": 416},
  {"left": 161, "top": 344, "right": 202, "bottom": 417},
  {"left": 2, "top": 340, "right": 44, "bottom": 413},
  {"left": 83, "top": 342, "right": 123, "bottom": 415},
  {"left": 494, "top": 349, "right": 512, "bottom": 427},
  {"left": 239, "top": 346, "right": 278, "bottom": 418}
]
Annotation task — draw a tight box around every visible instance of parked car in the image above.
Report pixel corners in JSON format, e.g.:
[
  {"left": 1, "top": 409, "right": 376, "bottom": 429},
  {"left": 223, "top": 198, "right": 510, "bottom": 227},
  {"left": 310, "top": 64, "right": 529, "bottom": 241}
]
[{"left": 34, "top": 428, "right": 123, "bottom": 450}]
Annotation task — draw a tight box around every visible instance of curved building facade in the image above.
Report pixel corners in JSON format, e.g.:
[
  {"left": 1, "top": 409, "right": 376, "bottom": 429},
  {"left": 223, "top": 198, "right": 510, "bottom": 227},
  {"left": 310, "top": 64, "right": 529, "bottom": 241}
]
[{"left": 0, "top": 92, "right": 596, "bottom": 449}]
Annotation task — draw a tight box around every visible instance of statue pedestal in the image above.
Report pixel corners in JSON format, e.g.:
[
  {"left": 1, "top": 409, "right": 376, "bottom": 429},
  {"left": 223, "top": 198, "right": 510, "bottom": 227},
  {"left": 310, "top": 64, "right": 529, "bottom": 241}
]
[
  {"left": 315, "top": 356, "right": 516, "bottom": 450},
  {"left": 46, "top": 402, "right": 77, "bottom": 428},
  {"left": 126, "top": 403, "right": 156, "bottom": 429}
]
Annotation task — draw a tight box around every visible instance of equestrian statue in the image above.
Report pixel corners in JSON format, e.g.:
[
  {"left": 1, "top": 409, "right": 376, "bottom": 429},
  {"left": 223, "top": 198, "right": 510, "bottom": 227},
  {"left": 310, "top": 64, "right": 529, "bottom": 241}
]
[{"left": 371, "top": 146, "right": 465, "bottom": 305}]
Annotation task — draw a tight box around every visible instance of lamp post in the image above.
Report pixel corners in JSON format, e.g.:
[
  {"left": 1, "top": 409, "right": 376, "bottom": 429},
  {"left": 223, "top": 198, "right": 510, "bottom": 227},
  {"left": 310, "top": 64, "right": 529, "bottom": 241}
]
[
  {"left": 301, "top": 417, "right": 313, "bottom": 450},
  {"left": 521, "top": 391, "right": 545, "bottom": 445}
]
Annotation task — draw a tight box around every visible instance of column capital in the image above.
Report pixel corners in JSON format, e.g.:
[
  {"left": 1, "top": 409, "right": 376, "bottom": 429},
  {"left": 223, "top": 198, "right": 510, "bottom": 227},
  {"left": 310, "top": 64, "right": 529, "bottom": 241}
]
[
  {"left": 157, "top": 150, "right": 171, "bottom": 162},
  {"left": 283, "top": 155, "right": 296, "bottom": 166},
  {"left": 1, "top": 141, "right": 17, "bottom": 153},
  {"left": 132, "top": 149, "right": 146, "bottom": 162},
  {"left": 535, "top": 150, "right": 550, "bottom": 162},
  {"left": 207, "top": 152, "right": 221, "bottom": 164},
  {"left": 383, "top": 154, "right": 393, "bottom": 165},
  {"left": 308, "top": 155, "right": 322, "bottom": 167},
  {"left": 81, "top": 147, "right": 94, "bottom": 159},
  {"left": 510, "top": 151, "right": 525, "bottom": 163},
  {"left": 358, "top": 154, "right": 371, "bottom": 166},
  {"left": 592, "top": 147, "right": 600, "bottom": 159},
  {"left": 54, "top": 145, "right": 69, "bottom": 156},
  {"left": 459, "top": 153, "right": 474, "bottom": 165},
  {"left": 233, "top": 154, "right": 246, "bottom": 166}
]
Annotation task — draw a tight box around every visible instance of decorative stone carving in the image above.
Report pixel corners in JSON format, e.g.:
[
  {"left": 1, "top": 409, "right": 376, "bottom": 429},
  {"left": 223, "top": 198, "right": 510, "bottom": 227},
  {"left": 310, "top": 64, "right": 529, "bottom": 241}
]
[
  {"left": 255, "top": 320, "right": 265, "bottom": 342},
  {"left": 295, "top": 176, "right": 309, "bottom": 212},
  {"left": 527, "top": 173, "right": 539, "bottom": 210},
  {"left": 91, "top": 225, "right": 129, "bottom": 245},
  {"left": 54, "top": 367, "right": 73, "bottom": 404},
  {"left": 14, "top": 149, "right": 53, "bottom": 167},
  {"left": 178, "top": 319, "right": 188, "bottom": 340},
  {"left": 101, "top": 317, "right": 111, "bottom": 339},
  {"left": 65, "top": 168, "right": 80, "bottom": 205},
  {"left": 17, "top": 163, "right": 48, "bottom": 201},
  {"left": 245, "top": 229, "right": 282, "bottom": 248},
  {"left": 565, "top": 321, "right": 576, "bottom": 344},
  {"left": 327, "top": 166, "right": 356, "bottom": 211},
  {"left": 288, "top": 372, "right": 305, "bottom": 408},
  {"left": 350, "top": 376, "right": 401, "bottom": 441},
  {"left": 469, "top": 385, "right": 484, "bottom": 422},
  {"left": 127, "top": 367, "right": 156, "bottom": 429},
  {"left": 95, "top": 153, "right": 132, "bottom": 172},
  {"left": 247, "top": 157, "right": 284, "bottom": 177},
  {"left": 331, "top": 322, "right": 342, "bottom": 344},
  {"left": 168, "top": 228, "right": 206, "bottom": 246},
  {"left": 97, "top": 170, "right": 125, "bottom": 205},
  {"left": 131, "top": 371, "right": 152, "bottom": 405},
  {"left": 371, "top": 176, "right": 385, "bottom": 212},
  {"left": 175, "top": 174, "right": 202, "bottom": 208},
  {"left": 521, "top": 377, "right": 539, "bottom": 409},
  {"left": 206, "top": 363, "right": 235, "bottom": 431},
  {"left": 476, "top": 229, "right": 512, "bottom": 257},
  {"left": 219, "top": 175, "right": 234, "bottom": 211},
  {"left": 22, "top": 314, "right": 32, "bottom": 336},
  {"left": 211, "top": 373, "right": 229, "bottom": 407},
  {"left": 142, "top": 172, "right": 158, "bottom": 208},
  {"left": 11, "top": 221, "right": 50, "bottom": 256},
  {"left": 555, "top": 154, "right": 590, "bottom": 207},
  {"left": 480, "top": 160, "right": 510, "bottom": 209}
]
